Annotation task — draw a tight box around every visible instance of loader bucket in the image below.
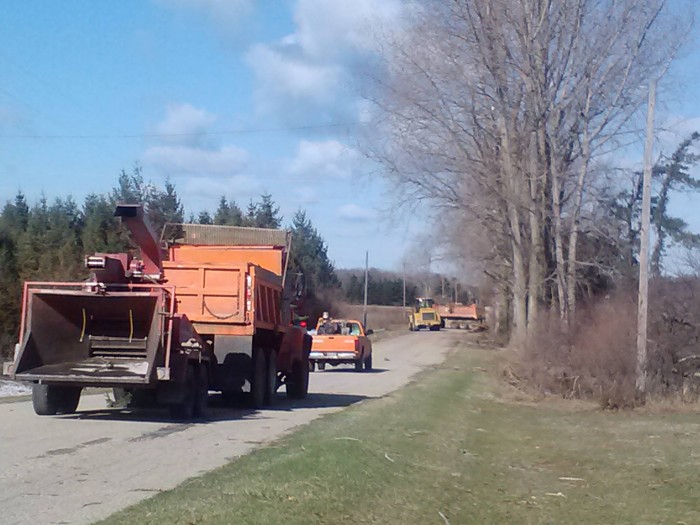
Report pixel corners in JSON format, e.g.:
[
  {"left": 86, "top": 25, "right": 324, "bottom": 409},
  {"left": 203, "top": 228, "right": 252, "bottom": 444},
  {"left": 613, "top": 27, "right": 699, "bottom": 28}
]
[{"left": 14, "top": 288, "right": 165, "bottom": 386}]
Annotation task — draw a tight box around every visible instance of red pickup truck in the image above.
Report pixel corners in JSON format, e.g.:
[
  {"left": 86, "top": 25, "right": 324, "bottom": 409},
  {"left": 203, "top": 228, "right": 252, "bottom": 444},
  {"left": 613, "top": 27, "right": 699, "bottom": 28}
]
[{"left": 309, "top": 318, "right": 373, "bottom": 372}]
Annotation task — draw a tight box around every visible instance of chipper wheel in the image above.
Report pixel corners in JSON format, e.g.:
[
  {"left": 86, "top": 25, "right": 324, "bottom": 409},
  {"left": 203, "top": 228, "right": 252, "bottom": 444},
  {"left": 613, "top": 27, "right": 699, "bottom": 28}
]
[{"left": 33, "top": 384, "right": 82, "bottom": 416}]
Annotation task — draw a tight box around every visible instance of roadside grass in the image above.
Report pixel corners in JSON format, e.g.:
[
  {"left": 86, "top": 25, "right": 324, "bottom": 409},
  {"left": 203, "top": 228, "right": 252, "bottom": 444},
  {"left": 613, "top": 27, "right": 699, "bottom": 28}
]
[{"left": 100, "top": 343, "right": 700, "bottom": 525}]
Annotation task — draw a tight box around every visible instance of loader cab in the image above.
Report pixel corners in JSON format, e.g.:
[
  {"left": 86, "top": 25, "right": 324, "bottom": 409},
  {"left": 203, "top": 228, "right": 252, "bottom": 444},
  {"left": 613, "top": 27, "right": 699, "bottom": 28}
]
[{"left": 414, "top": 298, "right": 435, "bottom": 312}]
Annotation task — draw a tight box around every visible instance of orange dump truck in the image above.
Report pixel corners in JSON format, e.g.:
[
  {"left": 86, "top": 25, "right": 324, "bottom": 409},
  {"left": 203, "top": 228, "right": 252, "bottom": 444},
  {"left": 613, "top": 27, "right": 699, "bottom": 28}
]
[
  {"left": 437, "top": 303, "right": 486, "bottom": 330},
  {"left": 5, "top": 205, "right": 311, "bottom": 418},
  {"left": 309, "top": 318, "right": 373, "bottom": 372}
]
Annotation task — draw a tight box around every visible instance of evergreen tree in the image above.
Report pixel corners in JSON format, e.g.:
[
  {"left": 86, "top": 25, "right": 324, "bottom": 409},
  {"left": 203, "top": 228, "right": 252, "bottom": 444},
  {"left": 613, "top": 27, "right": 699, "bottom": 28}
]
[
  {"left": 82, "top": 193, "right": 126, "bottom": 254},
  {"left": 147, "top": 177, "right": 184, "bottom": 236},
  {"left": 214, "top": 196, "right": 243, "bottom": 226},
  {"left": 289, "top": 210, "right": 339, "bottom": 294},
  {"left": 111, "top": 166, "right": 147, "bottom": 205},
  {"left": 197, "top": 211, "right": 213, "bottom": 225}
]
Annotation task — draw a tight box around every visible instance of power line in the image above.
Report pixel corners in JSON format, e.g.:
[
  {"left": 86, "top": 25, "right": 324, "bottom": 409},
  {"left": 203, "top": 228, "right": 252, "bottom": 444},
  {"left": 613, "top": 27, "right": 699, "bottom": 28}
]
[{"left": 0, "top": 122, "right": 365, "bottom": 140}]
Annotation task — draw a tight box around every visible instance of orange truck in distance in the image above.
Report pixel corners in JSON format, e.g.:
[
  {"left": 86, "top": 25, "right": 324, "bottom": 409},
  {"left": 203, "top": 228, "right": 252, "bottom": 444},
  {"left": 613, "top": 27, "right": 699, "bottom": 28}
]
[
  {"left": 437, "top": 303, "right": 486, "bottom": 330},
  {"left": 309, "top": 317, "right": 373, "bottom": 372}
]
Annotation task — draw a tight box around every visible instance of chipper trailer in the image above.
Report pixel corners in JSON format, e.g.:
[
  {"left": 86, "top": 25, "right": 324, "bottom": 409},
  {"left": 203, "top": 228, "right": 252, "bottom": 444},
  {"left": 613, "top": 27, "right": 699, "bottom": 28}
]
[{"left": 4, "top": 205, "right": 311, "bottom": 418}]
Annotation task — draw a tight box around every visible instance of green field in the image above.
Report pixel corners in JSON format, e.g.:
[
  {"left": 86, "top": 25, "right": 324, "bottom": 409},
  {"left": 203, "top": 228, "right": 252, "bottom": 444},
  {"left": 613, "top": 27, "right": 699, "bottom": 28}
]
[{"left": 100, "top": 341, "right": 700, "bottom": 525}]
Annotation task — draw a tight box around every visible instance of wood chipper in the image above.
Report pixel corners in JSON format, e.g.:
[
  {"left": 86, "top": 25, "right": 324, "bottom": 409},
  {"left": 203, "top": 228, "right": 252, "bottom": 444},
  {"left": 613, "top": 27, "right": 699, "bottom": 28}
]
[{"left": 5, "top": 205, "right": 311, "bottom": 418}]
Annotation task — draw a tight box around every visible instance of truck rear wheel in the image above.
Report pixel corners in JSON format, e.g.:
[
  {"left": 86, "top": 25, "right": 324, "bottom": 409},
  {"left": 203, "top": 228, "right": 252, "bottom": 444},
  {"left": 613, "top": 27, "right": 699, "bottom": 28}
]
[
  {"left": 170, "top": 364, "right": 197, "bottom": 420},
  {"left": 32, "top": 384, "right": 81, "bottom": 415},
  {"left": 287, "top": 357, "right": 310, "bottom": 399},
  {"left": 249, "top": 347, "right": 267, "bottom": 409},
  {"left": 195, "top": 365, "right": 209, "bottom": 418},
  {"left": 264, "top": 349, "right": 277, "bottom": 406}
]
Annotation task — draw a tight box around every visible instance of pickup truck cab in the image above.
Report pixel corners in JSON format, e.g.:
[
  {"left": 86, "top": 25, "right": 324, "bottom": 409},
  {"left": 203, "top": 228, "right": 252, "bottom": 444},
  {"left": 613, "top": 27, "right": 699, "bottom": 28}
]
[{"left": 309, "top": 318, "right": 373, "bottom": 372}]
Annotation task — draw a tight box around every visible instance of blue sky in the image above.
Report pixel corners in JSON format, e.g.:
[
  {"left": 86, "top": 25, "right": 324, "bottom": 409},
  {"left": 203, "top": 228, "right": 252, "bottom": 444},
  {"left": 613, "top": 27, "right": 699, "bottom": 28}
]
[
  {"left": 0, "top": 0, "right": 698, "bottom": 273},
  {"left": 0, "top": 0, "right": 408, "bottom": 270}
]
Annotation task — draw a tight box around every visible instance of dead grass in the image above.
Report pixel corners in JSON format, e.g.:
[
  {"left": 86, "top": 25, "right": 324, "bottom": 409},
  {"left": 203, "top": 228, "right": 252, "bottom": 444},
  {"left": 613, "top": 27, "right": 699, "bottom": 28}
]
[{"left": 334, "top": 303, "right": 408, "bottom": 331}]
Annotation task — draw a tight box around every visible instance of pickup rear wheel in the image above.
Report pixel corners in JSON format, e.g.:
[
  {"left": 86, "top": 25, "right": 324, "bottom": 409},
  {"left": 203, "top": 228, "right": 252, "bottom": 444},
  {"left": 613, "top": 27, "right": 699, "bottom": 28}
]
[
  {"left": 364, "top": 352, "right": 373, "bottom": 371},
  {"left": 355, "top": 354, "right": 363, "bottom": 372}
]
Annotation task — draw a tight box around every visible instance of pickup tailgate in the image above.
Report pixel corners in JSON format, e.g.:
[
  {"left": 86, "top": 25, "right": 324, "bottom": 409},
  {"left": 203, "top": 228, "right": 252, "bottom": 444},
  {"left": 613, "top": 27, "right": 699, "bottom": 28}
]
[{"left": 310, "top": 335, "right": 359, "bottom": 360}]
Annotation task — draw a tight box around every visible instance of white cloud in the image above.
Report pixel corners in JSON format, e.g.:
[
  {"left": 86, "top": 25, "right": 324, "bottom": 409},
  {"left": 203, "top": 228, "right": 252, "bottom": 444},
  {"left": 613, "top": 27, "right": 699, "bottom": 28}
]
[
  {"left": 143, "top": 144, "right": 248, "bottom": 177},
  {"left": 293, "top": 0, "right": 403, "bottom": 61},
  {"left": 246, "top": 44, "right": 343, "bottom": 118},
  {"left": 245, "top": 0, "right": 405, "bottom": 121},
  {"left": 289, "top": 139, "right": 360, "bottom": 180},
  {"left": 155, "top": 103, "right": 217, "bottom": 146},
  {"left": 338, "top": 203, "right": 376, "bottom": 222},
  {"left": 155, "top": 0, "right": 254, "bottom": 25}
]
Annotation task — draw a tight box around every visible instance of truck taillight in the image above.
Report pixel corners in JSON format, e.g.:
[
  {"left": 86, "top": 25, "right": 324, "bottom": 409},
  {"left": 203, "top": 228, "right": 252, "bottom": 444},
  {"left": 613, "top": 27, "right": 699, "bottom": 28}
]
[{"left": 246, "top": 274, "right": 252, "bottom": 311}]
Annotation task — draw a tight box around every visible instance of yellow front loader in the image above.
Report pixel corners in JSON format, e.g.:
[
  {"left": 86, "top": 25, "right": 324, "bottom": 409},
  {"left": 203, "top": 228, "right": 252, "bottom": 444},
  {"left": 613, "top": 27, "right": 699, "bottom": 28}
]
[{"left": 408, "top": 297, "right": 442, "bottom": 331}]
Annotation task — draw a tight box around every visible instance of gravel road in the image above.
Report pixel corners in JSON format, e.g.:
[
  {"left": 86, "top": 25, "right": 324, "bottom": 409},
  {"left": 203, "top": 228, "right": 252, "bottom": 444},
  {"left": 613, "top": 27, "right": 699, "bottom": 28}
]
[{"left": 0, "top": 331, "right": 457, "bottom": 525}]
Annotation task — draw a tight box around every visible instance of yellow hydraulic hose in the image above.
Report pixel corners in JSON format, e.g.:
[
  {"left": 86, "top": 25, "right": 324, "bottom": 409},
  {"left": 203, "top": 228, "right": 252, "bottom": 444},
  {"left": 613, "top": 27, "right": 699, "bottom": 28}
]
[
  {"left": 79, "top": 308, "right": 86, "bottom": 343},
  {"left": 129, "top": 309, "right": 134, "bottom": 342}
]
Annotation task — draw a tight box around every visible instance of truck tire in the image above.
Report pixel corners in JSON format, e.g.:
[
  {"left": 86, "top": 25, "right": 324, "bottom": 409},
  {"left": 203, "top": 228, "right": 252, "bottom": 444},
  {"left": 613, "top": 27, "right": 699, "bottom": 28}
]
[
  {"left": 287, "top": 357, "right": 310, "bottom": 399},
  {"left": 195, "top": 364, "right": 209, "bottom": 418},
  {"left": 364, "top": 352, "right": 373, "bottom": 371},
  {"left": 317, "top": 362, "right": 326, "bottom": 371},
  {"left": 264, "top": 349, "right": 277, "bottom": 406},
  {"left": 170, "top": 364, "right": 197, "bottom": 420},
  {"left": 355, "top": 355, "right": 363, "bottom": 372},
  {"left": 409, "top": 322, "right": 414, "bottom": 331},
  {"left": 249, "top": 347, "right": 267, "bottom": 409},
  {"left": 309, "top": 360, "right": 316, "bottom": 372},
  {"left": 32, "top": 385, "right": 81, "bottom": 416}
]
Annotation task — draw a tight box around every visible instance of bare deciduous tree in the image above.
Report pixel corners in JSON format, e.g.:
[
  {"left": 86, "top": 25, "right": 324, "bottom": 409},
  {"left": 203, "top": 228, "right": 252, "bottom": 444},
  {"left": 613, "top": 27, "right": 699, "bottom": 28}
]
[{"left": 365, "top": 0, "right": 690, "bottom": 345}]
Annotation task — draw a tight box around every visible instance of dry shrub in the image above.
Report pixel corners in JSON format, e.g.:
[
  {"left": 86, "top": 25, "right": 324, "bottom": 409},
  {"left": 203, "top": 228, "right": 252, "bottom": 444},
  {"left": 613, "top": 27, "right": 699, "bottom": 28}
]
[
  {"left": 648, "top": 277, "right": 700, "bottom": 401},
  {"left": 520, "top": 294, "right": 638, "bottom": 408},
  {"left": 518, "top": 277, "right": 700, "bottom": 408}
]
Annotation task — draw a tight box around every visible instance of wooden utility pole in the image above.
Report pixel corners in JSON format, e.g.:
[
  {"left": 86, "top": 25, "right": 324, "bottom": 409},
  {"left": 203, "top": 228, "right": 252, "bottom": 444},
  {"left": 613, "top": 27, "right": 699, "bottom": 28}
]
[
  {"left": 363, "top": 251, "right": 369, "bottom": 327},
  {"left": 636, "top": 79, "right": 657, "bottom": 399},
  {"left": 402, "top": 263, "right": 406, "bottom": 308}
]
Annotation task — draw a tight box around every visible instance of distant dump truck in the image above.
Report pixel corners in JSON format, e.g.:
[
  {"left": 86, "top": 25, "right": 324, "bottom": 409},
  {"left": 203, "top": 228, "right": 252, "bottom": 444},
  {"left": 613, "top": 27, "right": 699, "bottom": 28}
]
[
  {"left": 309, "top": 316, "right": 373, "bottom": 371},
  {"left": 408, "top": 297, "right": 442, "bottom": 331},
  {"left": 4, "top": 205, "right": 311, "bottom": 417},
  {"left": 437, "top": 303, "right": 486, "bottom": 330}
]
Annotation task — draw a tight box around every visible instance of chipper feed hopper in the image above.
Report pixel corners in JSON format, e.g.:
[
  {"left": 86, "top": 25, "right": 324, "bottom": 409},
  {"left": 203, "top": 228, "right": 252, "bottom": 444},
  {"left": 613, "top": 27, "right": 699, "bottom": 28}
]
[{"left": 6, "top": 205, "right": 311, "bottom": 417}]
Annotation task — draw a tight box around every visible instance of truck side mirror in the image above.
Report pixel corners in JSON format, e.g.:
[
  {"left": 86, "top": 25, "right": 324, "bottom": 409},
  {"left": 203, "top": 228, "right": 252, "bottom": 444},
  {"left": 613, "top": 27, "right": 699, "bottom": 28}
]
[{"left": 366, "top": 329, "right": 374, "bottom": 335}]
